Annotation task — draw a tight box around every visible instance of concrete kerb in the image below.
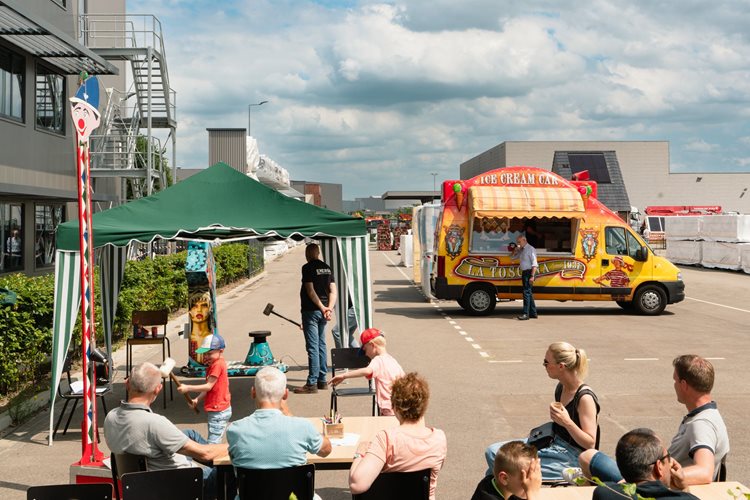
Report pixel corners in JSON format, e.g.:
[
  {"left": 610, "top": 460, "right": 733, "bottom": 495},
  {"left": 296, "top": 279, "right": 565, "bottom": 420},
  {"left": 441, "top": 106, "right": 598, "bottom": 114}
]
[{"left": 0, "top": 270, "right": 267, "bottom": 438}]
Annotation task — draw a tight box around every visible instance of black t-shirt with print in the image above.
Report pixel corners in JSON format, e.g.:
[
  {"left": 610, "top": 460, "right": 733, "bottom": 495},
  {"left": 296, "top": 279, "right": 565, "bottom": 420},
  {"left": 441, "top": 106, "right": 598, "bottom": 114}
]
[{"left": 300, "top": 259, "right": 334, "bottom": 311}]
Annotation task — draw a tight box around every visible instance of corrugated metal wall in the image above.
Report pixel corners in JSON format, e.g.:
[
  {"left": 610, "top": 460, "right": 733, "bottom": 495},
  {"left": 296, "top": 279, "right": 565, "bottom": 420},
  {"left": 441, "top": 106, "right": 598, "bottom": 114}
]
[{"left": 207, "top": 129, "right": 247, "bottom": 173}]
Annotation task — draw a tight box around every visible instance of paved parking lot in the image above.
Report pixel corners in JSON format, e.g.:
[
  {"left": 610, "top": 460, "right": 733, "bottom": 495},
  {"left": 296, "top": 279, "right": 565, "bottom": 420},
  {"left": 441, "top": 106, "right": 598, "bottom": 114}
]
[{"left": 0, "top": 247, "right": 747, "bottom": 499}]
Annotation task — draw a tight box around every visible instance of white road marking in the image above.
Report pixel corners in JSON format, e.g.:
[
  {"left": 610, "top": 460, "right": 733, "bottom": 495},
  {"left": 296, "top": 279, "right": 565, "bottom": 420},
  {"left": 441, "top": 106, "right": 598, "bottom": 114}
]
[
  {"left": 479, "top": 352, "right": 490, "bottom": 358},
  {"left": 448, "top": 320, "right": 456, "bottom": 325},
  {"left": 489, "top": 360, "right": 523, "bottom": 363},
  {"left": 686, "top": 296, "right": 750, "bottom": 313},
  {"left": 459, "top": 332, "right": 467, "bottom": 336},
  {"left": 382, "top": 251, "right": 415, "bottom": 282},
  {"left": 471, "top": 344, "right": 481, "bottom": 349},
  {"left": 444, "top": 316, "right": 452, "bottom": 320},
  {"left": 453, "top": 325, "right": 461, "bottom": 330},
  {"left": 465, "top": 337, "right": 474, "bottom": 342},
  {"left": 624, "top": 358, "right": 659, "bottom": 361}
]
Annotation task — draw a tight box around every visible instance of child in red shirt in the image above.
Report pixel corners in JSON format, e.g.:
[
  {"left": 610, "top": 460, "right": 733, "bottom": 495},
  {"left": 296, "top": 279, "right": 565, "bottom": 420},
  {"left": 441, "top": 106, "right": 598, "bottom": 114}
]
[{"left": 178, "top": 333, "right": 232, "bottom": 443}]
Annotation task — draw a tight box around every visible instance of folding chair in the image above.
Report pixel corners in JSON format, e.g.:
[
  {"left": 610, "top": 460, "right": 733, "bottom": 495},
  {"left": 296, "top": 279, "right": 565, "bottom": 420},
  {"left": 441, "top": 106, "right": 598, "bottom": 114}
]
[
  {"left": 27, "top": 483, "right": 113, "bottom": 500},
  {"left": 352, "top": 469, "right": 430, "bottom": 500},
  {"left": 235, "top": 464, "right": 315, "bottom": 500},
  {"left": 330, "top": 348, "right": 378, "bottom": 416},
  {"left": 120, "top": 468, "right": 202, "bottom": 500},
  {"left": 110, "top": 452, "right": 147, "bottom": 500},
  {"left": 54, "top": 357, "right": 111, "bottom": 438}
]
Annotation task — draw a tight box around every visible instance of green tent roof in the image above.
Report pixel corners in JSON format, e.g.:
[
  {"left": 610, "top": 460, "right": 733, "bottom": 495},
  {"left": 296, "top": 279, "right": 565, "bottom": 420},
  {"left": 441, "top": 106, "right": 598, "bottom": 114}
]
[{"left": 57, "top": 162, "right": 365, "bottom": 250}]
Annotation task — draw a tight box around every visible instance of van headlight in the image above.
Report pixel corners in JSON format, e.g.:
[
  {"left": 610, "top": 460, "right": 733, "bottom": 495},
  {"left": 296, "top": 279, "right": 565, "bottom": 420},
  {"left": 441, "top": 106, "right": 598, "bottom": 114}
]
[{"left": 677, "top": 272, "right": 682, "bottom": 280}]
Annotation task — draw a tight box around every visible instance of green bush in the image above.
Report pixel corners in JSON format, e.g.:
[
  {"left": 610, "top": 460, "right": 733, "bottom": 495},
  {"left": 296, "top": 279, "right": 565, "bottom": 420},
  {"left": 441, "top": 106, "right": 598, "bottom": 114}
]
[{"left": 0, "top": 242, "right": 262, "bottom": 398}]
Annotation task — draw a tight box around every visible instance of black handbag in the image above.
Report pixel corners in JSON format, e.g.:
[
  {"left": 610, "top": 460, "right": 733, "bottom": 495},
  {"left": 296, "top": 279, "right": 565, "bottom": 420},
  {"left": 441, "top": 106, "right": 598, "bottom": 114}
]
[{"left": 528, "top": 422, "right": 555, "bottom": 449}]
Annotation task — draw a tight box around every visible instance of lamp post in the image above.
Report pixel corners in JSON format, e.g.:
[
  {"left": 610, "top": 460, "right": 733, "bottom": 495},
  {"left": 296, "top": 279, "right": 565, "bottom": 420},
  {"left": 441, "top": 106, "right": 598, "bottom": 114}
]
[
  {"left": 247, "top": 100, "right": 268, "bottom": 137},
  {"left": 431, "top": 172, "right": 438, "bottom": 199}
]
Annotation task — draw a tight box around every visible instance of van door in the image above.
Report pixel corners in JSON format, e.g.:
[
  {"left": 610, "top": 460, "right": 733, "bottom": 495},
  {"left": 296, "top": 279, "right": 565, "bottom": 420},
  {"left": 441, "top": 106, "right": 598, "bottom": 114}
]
[{"left": 597, "top": 226, "right": 649, "bottom": 299}]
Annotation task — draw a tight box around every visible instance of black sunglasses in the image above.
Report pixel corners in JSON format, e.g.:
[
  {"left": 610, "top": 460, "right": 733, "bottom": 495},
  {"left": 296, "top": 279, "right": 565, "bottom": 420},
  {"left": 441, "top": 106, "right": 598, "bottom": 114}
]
[{"left": 650, "top": 451, "right": 670, "bottom": 466}]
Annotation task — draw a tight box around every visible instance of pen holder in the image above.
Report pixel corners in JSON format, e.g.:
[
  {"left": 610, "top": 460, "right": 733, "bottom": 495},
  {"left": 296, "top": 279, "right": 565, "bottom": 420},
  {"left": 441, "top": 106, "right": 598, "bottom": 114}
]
[{"left": 324, "top": 422, "right": 344, "bottom": 438}]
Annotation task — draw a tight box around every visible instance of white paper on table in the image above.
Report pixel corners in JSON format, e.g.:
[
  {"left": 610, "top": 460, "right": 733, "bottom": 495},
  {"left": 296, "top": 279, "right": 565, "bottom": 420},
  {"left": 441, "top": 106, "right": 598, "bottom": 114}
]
[
  {"left": 102, "top": 457, "right": 112, "bottom": 470},
  {"left": 330, "top": 433, "right": 360, "bottom": 447}
]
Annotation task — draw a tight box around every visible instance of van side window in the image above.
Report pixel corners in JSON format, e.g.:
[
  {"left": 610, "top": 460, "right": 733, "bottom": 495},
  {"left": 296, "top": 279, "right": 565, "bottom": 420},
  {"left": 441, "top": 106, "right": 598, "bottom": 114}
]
[
  {"left": 605, "top": 227, "right": 628, "bottom": 255},
  {"left": 625, "top": 231, "right": 642, "bottom": 259}
]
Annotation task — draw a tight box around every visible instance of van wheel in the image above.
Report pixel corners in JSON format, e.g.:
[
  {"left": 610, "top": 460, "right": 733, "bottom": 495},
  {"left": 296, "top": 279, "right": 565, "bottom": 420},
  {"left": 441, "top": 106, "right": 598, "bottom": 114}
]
[
  {"left": 634, "top": 285, "right": 667, "bottom": 315},
  {"left": 616, "top": 301, "right": 634, "bottom": 310},
  {"left": 462, "top": 285, "right": 497, "bottom": 316}
]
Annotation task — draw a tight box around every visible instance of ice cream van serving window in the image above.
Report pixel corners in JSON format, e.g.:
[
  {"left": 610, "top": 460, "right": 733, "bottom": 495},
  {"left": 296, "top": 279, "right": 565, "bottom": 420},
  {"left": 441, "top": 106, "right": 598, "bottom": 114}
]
[{"left": 470, "top": 217, "right": 577, "bottom": 255}]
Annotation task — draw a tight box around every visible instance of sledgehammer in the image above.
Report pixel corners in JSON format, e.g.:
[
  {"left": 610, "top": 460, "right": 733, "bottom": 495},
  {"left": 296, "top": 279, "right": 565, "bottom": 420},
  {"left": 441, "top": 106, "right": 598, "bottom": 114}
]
[
  {"left": 159, "top": 358, "right": 199, "bottom": 414},
  {"left": 263, "top": 303, "right": 302, "bottom": 328}
]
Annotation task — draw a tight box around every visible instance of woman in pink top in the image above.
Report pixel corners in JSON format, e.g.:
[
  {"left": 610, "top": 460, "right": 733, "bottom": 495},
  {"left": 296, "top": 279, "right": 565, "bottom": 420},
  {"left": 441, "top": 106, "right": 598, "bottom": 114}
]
[{"left": 349, "top": 372, "right": 447, "bottom": 500}]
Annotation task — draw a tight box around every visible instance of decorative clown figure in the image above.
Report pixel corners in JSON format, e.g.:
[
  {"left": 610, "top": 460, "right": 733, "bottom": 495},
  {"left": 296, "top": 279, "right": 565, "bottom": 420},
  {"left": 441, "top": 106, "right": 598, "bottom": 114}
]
[
  {"left": 68, "top": 73, "right": 103, "bottom": 465},
  {"left": 70, "top": 74, "right": 101, "bottom": 144}
]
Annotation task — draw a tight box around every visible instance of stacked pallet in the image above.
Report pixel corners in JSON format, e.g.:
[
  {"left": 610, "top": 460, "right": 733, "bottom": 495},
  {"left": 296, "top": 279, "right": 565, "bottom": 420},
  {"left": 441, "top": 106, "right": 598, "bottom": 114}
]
[{"left": 666, "top": 215, "right": 750, "bottom": 273}]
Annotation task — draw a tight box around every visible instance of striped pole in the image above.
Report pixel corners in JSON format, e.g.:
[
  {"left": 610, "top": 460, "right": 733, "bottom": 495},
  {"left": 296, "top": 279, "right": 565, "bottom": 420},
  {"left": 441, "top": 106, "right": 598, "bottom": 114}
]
[{"left": 70, "top": 74, "right": 103, "bottom": 465}]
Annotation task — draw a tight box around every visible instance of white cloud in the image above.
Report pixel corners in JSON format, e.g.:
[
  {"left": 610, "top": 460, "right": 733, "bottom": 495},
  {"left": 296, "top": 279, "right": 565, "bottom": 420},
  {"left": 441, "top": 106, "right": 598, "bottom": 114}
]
[{"left": 126, "top": 0, "right": 750, "bottom": 197}]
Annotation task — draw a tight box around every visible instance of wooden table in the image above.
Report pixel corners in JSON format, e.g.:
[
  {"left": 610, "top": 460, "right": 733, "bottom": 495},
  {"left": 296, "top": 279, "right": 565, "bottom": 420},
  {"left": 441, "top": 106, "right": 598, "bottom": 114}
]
[
  {"left": 535, "top": 481, "right": 750, "bottom": 499},
  {"left": 214, "top": 416, "right": 398, "bottom": 499}
]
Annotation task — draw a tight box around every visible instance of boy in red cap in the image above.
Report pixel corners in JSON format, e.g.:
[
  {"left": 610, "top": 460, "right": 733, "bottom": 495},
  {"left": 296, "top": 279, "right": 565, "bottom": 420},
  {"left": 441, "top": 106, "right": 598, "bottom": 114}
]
[
  {"left": 329, "top": 328, "right": 405, "bottom": 415},
  {"left": 178, "top": 333, "right": 232, "bottom": 443}
]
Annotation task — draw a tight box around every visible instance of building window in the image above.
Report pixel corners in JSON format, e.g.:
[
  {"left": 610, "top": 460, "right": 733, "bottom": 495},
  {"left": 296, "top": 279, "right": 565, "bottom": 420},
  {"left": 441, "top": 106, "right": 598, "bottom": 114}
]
[
  {"left": 0, "top": 46, "right": 24, "bottom": 122},
  {"left": 568, "top": 153, "right": 612, "bottom": 183},
  {"left": 1, "top": 203, "right": 24, "bottom": 273},
  {"left": 35, "top": 203, "right": 64, "bottom": 269},
  {"left": 36, "top": 65, "right": 65, "bottom": 134}
]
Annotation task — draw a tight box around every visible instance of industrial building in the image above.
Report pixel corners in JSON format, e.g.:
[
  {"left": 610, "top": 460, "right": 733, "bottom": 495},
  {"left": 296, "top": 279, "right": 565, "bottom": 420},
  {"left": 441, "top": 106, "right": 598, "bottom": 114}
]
[
  {"left": 461, "top": 141, "right": 750, "bottom": 215},
  {"left": 1, "top": 0, "right": 176, "bottom": 276}
]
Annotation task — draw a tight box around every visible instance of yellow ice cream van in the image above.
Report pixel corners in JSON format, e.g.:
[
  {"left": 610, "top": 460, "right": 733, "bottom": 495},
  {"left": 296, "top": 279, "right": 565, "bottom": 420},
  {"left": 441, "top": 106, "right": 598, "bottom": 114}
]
[{"left": 431, "top": 166, "right": 684, "bottom": 315}]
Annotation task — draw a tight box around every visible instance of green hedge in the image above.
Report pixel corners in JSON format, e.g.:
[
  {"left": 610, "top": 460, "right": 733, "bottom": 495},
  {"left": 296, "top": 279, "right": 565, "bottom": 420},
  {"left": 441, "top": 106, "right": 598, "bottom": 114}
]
[{"left": 0, "top": 242, "right": 263, "bottom": 398}]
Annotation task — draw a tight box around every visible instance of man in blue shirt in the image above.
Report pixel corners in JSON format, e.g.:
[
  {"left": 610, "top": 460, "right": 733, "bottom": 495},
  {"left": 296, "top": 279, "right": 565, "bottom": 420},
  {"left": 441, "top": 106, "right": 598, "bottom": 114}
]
[
  {"left": 227, "top": 367, "right": 332, "bottom": 469},
  {"left": 512, "top": 235, "right": 538, "bottom": 320}
]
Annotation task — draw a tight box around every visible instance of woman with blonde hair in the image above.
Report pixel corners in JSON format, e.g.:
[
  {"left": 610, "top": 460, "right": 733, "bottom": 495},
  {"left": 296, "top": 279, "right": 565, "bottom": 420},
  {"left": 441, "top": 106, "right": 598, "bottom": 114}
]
[
  {"left": 349, "top": 372, "right": 447, "bottom": 500},
  {"left": 483, "top": 342, "right": 600, "bottom": 481}
]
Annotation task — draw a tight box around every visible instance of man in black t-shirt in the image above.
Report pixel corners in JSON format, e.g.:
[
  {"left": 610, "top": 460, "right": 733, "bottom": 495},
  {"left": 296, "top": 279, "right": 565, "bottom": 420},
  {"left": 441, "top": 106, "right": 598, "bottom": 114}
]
[{"left": 294, "top": 243, "right": 337, "bottom": 394}]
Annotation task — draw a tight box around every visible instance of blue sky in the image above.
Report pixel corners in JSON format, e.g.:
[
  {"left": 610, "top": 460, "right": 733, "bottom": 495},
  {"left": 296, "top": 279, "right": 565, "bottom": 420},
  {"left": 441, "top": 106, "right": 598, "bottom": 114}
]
[{"left": 131, "top": 0, "right": 750, "bottom": 199}]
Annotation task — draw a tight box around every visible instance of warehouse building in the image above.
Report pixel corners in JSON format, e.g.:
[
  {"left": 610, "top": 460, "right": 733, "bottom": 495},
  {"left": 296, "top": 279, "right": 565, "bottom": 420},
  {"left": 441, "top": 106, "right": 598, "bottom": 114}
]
[{"left": 460, "top": 141, "right": 750, "bottom": 215}]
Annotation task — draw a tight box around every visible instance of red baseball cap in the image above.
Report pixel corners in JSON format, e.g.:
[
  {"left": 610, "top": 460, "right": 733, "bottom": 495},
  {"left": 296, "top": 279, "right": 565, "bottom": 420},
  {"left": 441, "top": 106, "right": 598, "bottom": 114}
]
[{"left": 359, "top": 328, "right": 384, "bottom": 355}]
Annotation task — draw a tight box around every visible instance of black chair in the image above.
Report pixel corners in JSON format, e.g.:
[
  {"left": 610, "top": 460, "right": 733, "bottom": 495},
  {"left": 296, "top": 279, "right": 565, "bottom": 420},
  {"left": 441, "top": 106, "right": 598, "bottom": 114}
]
[
  {"left": 120, "top": 468, "right": 202, "bottom": 500},
  {"left": 235, "top": 464, "right": 315, "bottom": 500},
  {"left": 352, "top": 469, "right": 430, "bottom": 500},
  {"left": 110, "top": 452, "right": 147, "bottom": 500},
  {"left": 54, "top": 357, "right": 111, "bottom": 437},
  {"left": 330, "top": 348, "right": 378, "bottom": 416},
  {"left": 27, "top": 483, "right": 113, "bottom": 500},
  {"left": 718, "top": 454, "right": 728, "bottom": 481}
]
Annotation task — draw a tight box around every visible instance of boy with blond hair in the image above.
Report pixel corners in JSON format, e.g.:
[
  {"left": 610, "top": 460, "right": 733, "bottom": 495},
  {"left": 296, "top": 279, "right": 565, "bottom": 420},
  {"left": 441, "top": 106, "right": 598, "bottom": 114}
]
[
  {"left": 472, "top": 441, "right": 541, "bottom": 500},
  {"left": 329, "top": 328, "right": 404, "bottom": 416}
]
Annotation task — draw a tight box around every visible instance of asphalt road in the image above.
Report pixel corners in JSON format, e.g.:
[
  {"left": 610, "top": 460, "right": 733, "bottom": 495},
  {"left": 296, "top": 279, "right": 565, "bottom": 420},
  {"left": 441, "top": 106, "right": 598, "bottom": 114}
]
[{"left": 0, "top": 246, "right": 747, "bottom": 499}]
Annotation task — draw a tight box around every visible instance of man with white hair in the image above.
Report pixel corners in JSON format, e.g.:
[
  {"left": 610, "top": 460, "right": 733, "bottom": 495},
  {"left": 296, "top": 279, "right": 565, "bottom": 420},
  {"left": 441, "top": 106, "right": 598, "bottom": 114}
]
[
  {"left": 104, "top": 362, "right": 227, "bottom": 499},
  {"left": 227, "top": 366, "right": 332, "bottom": 468}
]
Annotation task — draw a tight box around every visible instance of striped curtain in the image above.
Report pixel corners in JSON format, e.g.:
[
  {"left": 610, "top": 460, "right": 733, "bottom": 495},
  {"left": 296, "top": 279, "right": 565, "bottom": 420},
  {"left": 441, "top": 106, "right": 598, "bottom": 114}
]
[
  {"left": 47, "top": 246, "right": 127, "bottom": 444},
  {"left": 99, "top": 245, "right": 127, "bottom": 369},
  {"left": 48, "top": 250, "right": 82, "bottom": 445},
  {"left": 321, "top": 236, "right": 372, "bottom": 347}
]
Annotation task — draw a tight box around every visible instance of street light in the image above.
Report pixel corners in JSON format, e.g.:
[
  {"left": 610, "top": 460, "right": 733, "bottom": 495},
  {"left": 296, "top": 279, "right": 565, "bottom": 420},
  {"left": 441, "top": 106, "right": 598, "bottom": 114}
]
[
  {"left": 248, "top": 100, "right": 268, "bottom": 137},
  {"left": 431, "top": 172, "right": 438, "bottom": 198}
]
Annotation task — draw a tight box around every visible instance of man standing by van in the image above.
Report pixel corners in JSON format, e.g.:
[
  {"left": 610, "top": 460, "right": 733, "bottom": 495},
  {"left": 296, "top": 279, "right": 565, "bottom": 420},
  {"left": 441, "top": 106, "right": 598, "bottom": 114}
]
[{"left": 512, "top": 235, "right": 538, "bottom": 320}]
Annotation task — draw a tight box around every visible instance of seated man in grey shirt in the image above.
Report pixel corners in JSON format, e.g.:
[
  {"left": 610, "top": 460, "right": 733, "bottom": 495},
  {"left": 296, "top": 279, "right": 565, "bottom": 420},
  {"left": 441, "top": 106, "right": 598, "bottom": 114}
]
[
  {"left": 580, "top": 355, "right": 729, "bottom": 488},
  {"left": 104, "top": 362, "right": 228, "bottom": 498}
]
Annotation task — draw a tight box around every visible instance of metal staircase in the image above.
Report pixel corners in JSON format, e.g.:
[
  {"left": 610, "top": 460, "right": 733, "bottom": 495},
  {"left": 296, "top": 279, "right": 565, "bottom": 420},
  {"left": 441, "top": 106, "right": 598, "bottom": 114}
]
[{"left": 80, "top": 14, "right": 176, "bottom": 200}]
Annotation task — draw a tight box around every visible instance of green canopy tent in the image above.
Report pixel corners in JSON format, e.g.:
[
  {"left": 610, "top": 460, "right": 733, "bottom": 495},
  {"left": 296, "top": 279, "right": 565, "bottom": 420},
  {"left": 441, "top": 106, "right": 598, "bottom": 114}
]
[{"left": 49, "top": 162, "right": 371, "bottom": 444}]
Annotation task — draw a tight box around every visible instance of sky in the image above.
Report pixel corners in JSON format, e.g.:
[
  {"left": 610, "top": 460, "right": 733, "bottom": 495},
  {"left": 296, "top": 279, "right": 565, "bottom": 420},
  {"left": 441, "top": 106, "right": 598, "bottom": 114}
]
[{"left": 130, "top": 0, "right": 750, "bottom": 199}]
